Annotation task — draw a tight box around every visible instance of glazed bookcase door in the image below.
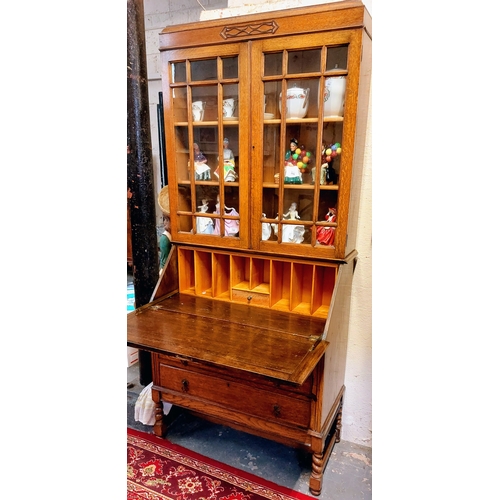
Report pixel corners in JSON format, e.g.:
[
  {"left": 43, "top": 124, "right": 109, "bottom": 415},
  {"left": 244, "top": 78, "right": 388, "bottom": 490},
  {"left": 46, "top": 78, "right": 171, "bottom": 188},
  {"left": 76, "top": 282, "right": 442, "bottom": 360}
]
[
  {"left": 251, "top": 29, "right": 362, "bottom": 260},
  {"left": 161, "top": 44, "right": 250, "bottom": 250}
]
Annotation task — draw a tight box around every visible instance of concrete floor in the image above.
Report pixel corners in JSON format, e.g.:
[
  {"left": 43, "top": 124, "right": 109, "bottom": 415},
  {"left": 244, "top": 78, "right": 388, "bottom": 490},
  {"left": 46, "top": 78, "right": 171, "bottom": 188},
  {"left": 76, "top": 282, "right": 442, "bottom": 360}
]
[{"left": 127, "top": 362, "right": 371, "bottom": 499}]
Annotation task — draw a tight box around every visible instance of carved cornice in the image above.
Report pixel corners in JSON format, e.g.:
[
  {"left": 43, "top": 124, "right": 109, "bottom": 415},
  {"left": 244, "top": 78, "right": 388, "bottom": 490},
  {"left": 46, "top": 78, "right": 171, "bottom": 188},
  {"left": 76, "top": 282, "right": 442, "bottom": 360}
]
[{"left": 220, "top": 21, "right": 278, "bottom": 39}]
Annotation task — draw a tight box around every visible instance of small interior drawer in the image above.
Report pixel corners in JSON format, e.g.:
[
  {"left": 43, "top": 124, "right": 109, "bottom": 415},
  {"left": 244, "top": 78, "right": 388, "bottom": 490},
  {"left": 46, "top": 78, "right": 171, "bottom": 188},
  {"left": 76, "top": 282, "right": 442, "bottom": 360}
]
[{"left": 231, "top": 288, "right": 270, "bottom": 307}]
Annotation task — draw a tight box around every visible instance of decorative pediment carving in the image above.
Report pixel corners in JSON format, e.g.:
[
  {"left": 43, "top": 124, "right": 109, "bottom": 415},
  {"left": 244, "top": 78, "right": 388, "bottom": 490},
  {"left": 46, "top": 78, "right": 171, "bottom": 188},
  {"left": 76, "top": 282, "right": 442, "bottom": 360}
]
[{"left": 220, "top": 21, "right": 278, "bottom": 39}]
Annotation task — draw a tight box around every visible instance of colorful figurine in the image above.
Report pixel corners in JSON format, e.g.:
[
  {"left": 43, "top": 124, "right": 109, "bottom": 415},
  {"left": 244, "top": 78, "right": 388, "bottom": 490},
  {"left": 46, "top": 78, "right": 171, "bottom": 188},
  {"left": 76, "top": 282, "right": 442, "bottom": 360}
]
[
  {"left": 284, "top": 138, "right": 302, "bottom": 184},
  {"left": 296, "top": 144, "right": 312, "bottom": 173},
  {"left": 312, "top": 142, "right": 342, "bottom": 185},
  {"left": 215, "top": 138, "right": 237, "bottom": 182},
  {"left": 316, "top": 207, "right": 337, "bottom": 246},
  {"left": 321, "top": 142, "right": 342, "bottom": 185},
  {"left": 213, "top": 195, "right": 240, "bottom": 236}
]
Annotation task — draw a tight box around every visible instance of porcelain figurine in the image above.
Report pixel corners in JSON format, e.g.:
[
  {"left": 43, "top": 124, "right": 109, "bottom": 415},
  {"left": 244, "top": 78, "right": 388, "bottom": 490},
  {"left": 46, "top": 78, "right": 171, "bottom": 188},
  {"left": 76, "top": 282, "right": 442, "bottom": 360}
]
[
  {"left": 319, "top": 142, "right": 342, "bottom": 185},
  {"left": 196, "top": 198, "right": 214, "bottom": 234},
  {"left": 311, "top": 163, "right": 328, "bottom": 185},
  {"left": 213, "top": 195, "right": 239, "bottom": 236},
  {"left": 193, "top": 143, "right": 211, "bottom": 180},
  {"left": 284, "top": 138, "right": 302, "bottom": 184},
  {"left": 282, "top": 202, "right": 305, "bottom": 243},
  {"left": 261, "top": 213, "right": 272, "bottom": 241},
  {"left": 316, "top": 207, "right": 337, "bottom": 246},
  {"left": 215, "top": 138, "right": 237, "bottom": 182}
]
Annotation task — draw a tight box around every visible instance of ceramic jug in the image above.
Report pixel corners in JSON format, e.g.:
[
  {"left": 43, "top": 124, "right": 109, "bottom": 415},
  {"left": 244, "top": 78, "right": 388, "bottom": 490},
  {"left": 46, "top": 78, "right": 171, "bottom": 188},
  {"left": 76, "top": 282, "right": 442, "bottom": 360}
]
[
  {"left": 222, "top": 98, "right": 235, "bottom": 118},
  {"left": 323, "top": 76, "right": 346, "bottom": 117},
  {"left": 192, "top": 101, "right": 206, "bottom": 121},
  {"left": 279, "top": 87, "right": 310, "bottom": 119}
]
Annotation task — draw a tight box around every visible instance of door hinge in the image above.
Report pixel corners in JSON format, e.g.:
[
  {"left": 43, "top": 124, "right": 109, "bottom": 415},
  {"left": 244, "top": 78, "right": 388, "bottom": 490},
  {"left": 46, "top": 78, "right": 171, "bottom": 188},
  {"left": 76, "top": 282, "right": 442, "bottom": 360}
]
[{"left": 308, "top": 335, "right": 321, "bottom": 351}]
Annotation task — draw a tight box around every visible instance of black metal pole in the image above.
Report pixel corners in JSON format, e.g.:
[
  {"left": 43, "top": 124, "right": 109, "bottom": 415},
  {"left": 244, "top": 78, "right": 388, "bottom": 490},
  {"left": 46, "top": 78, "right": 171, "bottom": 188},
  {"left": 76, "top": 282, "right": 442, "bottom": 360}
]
[
  {"left": 158, "top": 92, "right": 168, "bottom": 188},
  {"left": 127, "top": 0, "right": 157, "bottom": 386}
]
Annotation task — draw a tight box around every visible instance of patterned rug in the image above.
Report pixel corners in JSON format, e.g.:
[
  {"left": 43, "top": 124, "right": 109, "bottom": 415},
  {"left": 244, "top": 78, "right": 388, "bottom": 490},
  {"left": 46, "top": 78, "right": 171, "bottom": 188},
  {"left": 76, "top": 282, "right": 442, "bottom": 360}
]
[{"left": 127, "top": 428, "right": 315, "bottom": 500}]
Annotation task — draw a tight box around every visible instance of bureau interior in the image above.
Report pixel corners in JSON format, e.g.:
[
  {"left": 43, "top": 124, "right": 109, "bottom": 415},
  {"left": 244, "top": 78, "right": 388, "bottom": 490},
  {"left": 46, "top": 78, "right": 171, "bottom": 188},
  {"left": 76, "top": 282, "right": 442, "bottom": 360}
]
[{"left": 177, "top": 246, "right": 337, "bottom": 318}]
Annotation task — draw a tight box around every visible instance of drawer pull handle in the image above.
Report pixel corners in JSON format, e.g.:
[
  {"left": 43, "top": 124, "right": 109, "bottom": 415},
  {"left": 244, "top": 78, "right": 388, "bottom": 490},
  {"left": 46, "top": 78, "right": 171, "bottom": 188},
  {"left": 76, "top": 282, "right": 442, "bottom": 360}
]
[
  {"left": 273, "top": 404, "right": 281, "bottom": 418},
  {"left": 247, "top": 295, "right": 252, "bottom": 302},
  {"left": 181, "top": 379, "right": 189, "bottom": 392}
]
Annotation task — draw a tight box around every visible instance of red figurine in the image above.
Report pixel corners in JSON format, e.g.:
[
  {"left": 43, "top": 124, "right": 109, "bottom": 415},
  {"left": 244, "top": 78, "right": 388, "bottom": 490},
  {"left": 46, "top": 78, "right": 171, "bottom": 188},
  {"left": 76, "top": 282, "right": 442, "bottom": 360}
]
[{"left": 316, "top": 207, "right": 337, "bottom": 246}]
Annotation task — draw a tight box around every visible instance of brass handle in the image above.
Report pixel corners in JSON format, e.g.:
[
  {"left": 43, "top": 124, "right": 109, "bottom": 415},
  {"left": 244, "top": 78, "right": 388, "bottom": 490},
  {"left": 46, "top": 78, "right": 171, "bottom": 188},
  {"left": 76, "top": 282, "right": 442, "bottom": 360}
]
[
  {"left": 273, "top": 404, "right": 281, "bottom": 417},
  {"left": 181, "top": 379, "right": 189, "bottom": 392}
]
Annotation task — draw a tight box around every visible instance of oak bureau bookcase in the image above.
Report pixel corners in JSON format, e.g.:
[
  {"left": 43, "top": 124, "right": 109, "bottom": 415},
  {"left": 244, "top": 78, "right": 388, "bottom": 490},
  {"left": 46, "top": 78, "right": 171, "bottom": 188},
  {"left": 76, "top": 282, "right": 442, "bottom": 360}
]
[{"left": 127, "top": 1, "right": 371, "bottom": 494}]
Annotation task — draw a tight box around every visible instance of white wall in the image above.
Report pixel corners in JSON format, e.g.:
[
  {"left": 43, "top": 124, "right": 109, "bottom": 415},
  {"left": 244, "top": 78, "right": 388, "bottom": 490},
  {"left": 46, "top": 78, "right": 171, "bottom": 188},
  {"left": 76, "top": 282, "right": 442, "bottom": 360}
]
[{"left": 143, "top": 0, "right": 372, "bottom": 447}]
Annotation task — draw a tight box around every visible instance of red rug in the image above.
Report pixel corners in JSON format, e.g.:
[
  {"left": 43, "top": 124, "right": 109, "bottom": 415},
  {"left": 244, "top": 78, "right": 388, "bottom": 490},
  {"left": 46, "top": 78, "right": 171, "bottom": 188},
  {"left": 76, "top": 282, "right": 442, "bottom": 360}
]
[{"left": 127, "top": 428, "right": 316, "bottom": 500}]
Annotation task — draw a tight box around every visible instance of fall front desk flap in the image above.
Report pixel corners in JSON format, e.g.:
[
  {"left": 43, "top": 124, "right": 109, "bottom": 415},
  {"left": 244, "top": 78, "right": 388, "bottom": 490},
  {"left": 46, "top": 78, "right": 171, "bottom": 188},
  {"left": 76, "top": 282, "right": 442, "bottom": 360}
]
[{"left": 127, "top": 293, "right": 328, "bottom": 386}]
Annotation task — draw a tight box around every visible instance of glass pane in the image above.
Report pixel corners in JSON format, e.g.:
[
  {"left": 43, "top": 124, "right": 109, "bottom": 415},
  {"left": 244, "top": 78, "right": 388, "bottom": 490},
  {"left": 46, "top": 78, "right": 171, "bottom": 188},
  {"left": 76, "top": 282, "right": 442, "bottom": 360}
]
[
  {"left": 261, "top": 189, "right": 312, "bottom": 245},
  {"left": 264, "top": 52, "right": 282, "bottom": 77},
  {"left": 222, "top": 84, "right": 239, "bottom": 119},
  {"left": 213, "top": 190, "right": 240, "bottom": 237},
  {"left": 323, "top": 75, "right": 346, "bottom": 118},
  {"left": 193, "top": 127, "right": 218, "bottom": 181},
  {"left": 191, "top": 59, "right": 217, "bottom": 81},
  {"left": 326, "top": 46, "right": 348, "bottom": 71},
  {"left": 222, "top": 57, "right": 238, "bottom": 79},
  {"left": 320, "top": 122, "right": 343, "bottom": 185},
  {"left": 195, "top": 185, "right": 219, "bottom": 235},
  {"left": 312, "top": 121, "right": 343, "bottom": 247},
  {"left": 172, "top": 87, "right": 188, "bottom": 122},
  {"left": 217, "top": 132, "right": 239, "bottom": 183},
  {"left": 177, "top": 184, "right": 193, "bottom": 234},
  {"left": 279, "top": 193, "right": 311, "bottom": 245},
  {"left": 279, "top": 79, "right": 319, "bottom": 119},
  {"left": 177, "top": 214, "right": 193, "bottom": 234},
  {"left": 171, "top": 61, "right": 186, "bottom": 83},
  {"left": 223, "top": 187, "right": 240, "bottom": 237},
  {"left": 284, "top": 124, "right": 317, "bottom": 185},
  {"left": 287, "top": 49, "right": 321, "bottom": 74},
  {"left": 263, "top": 123, "right": 280, "bottom": 184},
  {"left": 192, "top": 85, "right": 217, "bottom": 122},
  {"left": 264, "top": 81, "right": 280, "bottom": 118},
  {"left": 315, "top": 191, "right": 339, "bottom": 247},
  {"left": 174, "top": 126, "right": 189, "bottom": 182},
  {"left": 261, "top": 191, "right": 279, "bottom": 240}
]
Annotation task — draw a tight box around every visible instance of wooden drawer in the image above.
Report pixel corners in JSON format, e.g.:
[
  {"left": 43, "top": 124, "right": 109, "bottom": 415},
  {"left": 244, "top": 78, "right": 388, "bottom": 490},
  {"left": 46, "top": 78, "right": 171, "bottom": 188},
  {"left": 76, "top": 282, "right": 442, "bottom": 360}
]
[
  {"left": 157, "top": 359, "right": 311, "bottom": 428},
  {"left": 231, "top": 288, "right": 270, "bottom": 307},
  {"left": 156, "top": 353, "right": 315, "bottom": 397}
]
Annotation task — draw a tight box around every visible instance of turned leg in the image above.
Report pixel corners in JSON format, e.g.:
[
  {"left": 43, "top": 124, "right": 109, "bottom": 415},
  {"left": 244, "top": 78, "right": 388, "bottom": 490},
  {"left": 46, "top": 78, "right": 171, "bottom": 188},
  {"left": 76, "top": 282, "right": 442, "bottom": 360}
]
[
  {"left": 151, "top": 388, "right": 167, "bottom": 437},
  {"left": 309, "top": 451, "right": 324, "bottom": 496},
  {"left": 309, "top": 396, "right": 344, "bottom": 495}
]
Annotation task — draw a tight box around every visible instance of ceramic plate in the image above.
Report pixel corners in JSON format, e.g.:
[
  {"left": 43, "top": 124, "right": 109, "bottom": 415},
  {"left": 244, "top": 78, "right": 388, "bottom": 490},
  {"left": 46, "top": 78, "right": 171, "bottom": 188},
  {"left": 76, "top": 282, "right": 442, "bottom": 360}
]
[{"left": 264, "top": 113, "right": 275, "bottom": 119}]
